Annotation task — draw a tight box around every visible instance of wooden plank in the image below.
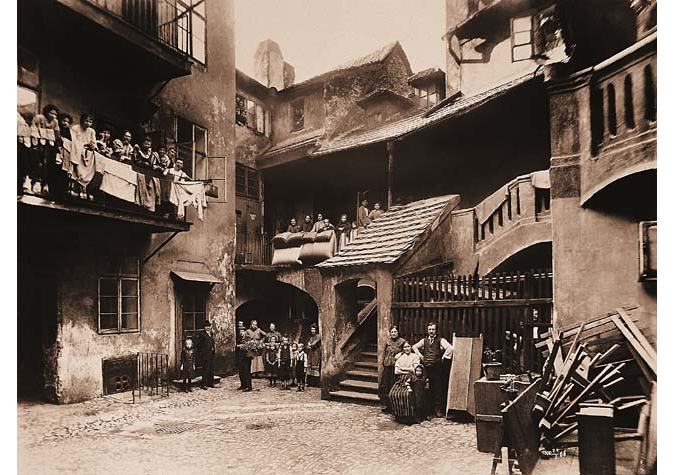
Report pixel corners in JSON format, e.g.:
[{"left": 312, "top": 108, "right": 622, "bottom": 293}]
[
  {"left": 615, "top": 307, "right": 657, "bottom": 364},
  {"left": 539, "top": 305, "right": 640, "bottom": 340},
  {"left": 501, "top": 379, "right": 543, "bottom": 475},
  {"left": 645, "top": 382, "right": 657, "bottom": 473},
  {"left": 447, "top": 335, "right": 484, "bottom": 414},
  {"left": 611, "top": 315, "right": 656, "bottom": 376}
]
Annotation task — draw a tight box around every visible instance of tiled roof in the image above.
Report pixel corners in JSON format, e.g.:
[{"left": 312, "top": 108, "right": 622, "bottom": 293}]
[
  {"left": 260, "top": 128, "right": 325, "bottom": 157},
  {"left": 313, "top": 73, "right": 537, "bottom": 156},
  {"left": 283, "top": 42, "right": 402, "bottom": 91},
  {"left": 408, "top": 67, "right": 445, "bottom": 84},
  {"left": 317, "top": 195, "right": 456, "bottom": 268}
]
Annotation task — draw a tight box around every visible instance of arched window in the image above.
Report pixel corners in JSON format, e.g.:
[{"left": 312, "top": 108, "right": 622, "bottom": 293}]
[
  {"left": 590, "top": 86, "right": 604, "bottom": 154},
  {"left": 624, "top": 75, "right": 635, "bottom": 129},
  {"left": 644, "top": 64, "right": 656, "bottom": 122},
  {"left": 607, "top": 84, "right": 617, "bottom": 136}
]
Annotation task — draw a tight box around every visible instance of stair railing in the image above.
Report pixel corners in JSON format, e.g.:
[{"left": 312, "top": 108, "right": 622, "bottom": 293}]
[{"left": 338, "top": 296, "right": 377, "bottom": 352}]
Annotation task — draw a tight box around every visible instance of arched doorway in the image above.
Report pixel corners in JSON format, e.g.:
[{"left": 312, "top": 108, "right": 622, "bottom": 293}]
[{"left": 235, "top": 284, "right": 318, "bottom": 345}]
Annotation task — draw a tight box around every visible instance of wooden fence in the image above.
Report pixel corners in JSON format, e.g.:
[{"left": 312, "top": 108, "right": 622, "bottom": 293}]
[{"left": 392, "top": 269, "right": 553, "bottom": 373}]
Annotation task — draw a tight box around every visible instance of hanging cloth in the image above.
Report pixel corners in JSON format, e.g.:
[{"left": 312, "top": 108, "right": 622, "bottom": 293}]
[
  {"left": 100, "top": 157, "right": 138, "bottom": 203},
  {"left": 170, "top": 181, "right": 207, "bottom": 221},
  {"left": 530, "top": 170, "right": 551, "bottom": 189},
  {"left": 136, "top": 172, "right": 160, "bottom": 212}
]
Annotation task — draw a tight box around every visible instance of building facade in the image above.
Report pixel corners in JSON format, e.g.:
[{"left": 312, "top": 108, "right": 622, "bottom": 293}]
[{"left": 17, "top": 0, "right": 236, "bottom": 403}]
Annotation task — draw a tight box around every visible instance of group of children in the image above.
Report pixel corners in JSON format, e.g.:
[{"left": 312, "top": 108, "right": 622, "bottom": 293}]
[
  {"left": 263, "top": 335, "right": 308, "bottom": 391},
  {"left": 19, "top": 104, "right": 189, "bottom": 198}
]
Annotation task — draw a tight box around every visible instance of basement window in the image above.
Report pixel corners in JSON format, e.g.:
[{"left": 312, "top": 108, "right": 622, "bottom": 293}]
[{"left": 98, "top": 257, "right": 140, "bottom": 334}]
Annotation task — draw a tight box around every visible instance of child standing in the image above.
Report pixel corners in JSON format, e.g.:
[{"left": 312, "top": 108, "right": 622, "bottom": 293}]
[
  {"left": 295, "top": 343, "right": 308, "bottom": 392},
  {"left": 180, "top": 337, "right": 196, "bottom": 392},
  {"left": 278, "top": 337, "right": 292, "bottom": 390},
  {"left": 412, "top": 364, "right": 431, "bottom": 422},
  {"left": 290, "top": 342, "right": 298, "bottom": 387},
  {"left": 264, "top": 335, "right": 279, "bottom": 387}
]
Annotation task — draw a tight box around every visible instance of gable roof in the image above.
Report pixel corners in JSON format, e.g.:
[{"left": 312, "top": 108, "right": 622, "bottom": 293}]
[
  {"left": 281, "top": 41, "right": 410, "bottom": 92},
  {"left": 317, "top": 195, "right": 456, "bottom": 268},
  {"left": 312, "top": 72, "right": 538, "bottom": 156}
]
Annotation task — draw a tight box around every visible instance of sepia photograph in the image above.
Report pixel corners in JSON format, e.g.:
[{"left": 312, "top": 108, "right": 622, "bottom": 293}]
[{"left": 15, "top": 0, "right": 658, "bottom": 473}]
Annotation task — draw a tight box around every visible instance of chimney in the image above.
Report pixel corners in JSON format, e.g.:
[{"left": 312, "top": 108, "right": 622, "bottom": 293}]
[
  {"left": 444, "top": 0, "right": 473, "bottom": 96},
  {"left": 253, "top": 39, "right": 293, "bottom": 90}
]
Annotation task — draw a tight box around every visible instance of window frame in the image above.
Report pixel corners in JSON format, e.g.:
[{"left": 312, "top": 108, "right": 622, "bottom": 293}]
[
  {"left": 235, "top": 163, "right": 259, "bottom": 200},
  {"left": 511, "top": 15, "right": 534, "bottom": 62},
  {"left": 290, "top": 99, "right": 305, "bottom": 132},
  {"left": 175, "top": 0, "right": 207, "bottom": 65},
  {"left": 97, "top": 258, "right": 141, "bottom": 335},
  {"left": 175, "top": 115, "right": 208, "bottom": 180},
  {"left": 639, "top": 221, "right": 657, "bottom": 281},
  {"left": 235, "top": 94, "right": 267, "bottom": 135}
]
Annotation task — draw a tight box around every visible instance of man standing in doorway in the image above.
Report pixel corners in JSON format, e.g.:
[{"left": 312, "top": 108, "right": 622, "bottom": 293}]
[
  {"left": 413, "top": 323, "right": 453, "bottom": 417},
  {"left": 199, "top": 321, "right": 216, "bottom": 390}
]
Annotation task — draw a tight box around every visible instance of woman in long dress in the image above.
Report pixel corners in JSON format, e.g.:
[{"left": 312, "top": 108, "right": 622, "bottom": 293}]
[
  {"left": 245, "top": 320, "right": 267, "bottom": 377},
  {"left": 305, "top": 324, "right": 321, "bottom": 387},
  {"left": 380, "top": 326, "right": 407, "bottom": 411},
  {"left": 388, "top": 342, "right": 421, "bottom": 423}
]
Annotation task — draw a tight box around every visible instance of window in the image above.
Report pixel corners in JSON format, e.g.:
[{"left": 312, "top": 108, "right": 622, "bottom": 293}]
[
  {"left": 236, "top": 164, "right": 259, "bottom": 200},
  {"left": 176, "top": 0, "right": 206, "bottom": 64},
  {"left": 511, "top": 16, "right": 533, "bottom": 62},
  {"left": 291, "top": 100, "right": 304, "bottom": 131},
  {"left": 235, "top": 94, "right": 267, "bottom": 135},
  {"left": 176, "top": 116, "right": 208, "bottom": 180},
  {"left": 607, "top": 84, "right": 617, "bottom": 136},
  {"left": 182, "top": 289, "right": 207, "bottom": 336},
  {"left": 624, "top": 75, "right": 635, "bottom": 129},
  {"left": 415, "top": 82, "right": 441, "bottom": 108},
  {"left": 98, "top": 257, "right": 140, "bottom": 334}
]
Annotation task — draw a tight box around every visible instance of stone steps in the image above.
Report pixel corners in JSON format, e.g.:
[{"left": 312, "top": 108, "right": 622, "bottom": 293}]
[
  {"left": 344, "top": 369, "right": 378, "bottom": 382},
  {"left": 339, "top": 379, "right": 379, "bottom": 393},
  {"left": 354, "top": 360, "right": 378, "bottom": 370},
  {"left": 328, "top": 390, "right": 380, "bottom": 406}
]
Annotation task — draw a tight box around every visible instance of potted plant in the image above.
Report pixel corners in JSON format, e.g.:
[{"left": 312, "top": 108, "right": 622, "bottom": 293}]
[{"left": 483, "top": 349, "right": 503, "bottom": 380}]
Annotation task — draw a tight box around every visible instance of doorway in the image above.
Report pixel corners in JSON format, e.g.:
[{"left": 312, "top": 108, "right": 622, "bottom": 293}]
[{"left": 174, "top": 282, "right": 210, "bottom": 372}]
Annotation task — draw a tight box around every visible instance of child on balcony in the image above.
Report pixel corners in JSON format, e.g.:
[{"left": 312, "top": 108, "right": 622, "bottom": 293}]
[
  {"left": 70, "top": 113, "right": 97, "bottom": 199},
  {"left": 96, "top": 126, "right": 112, "bottom": 158},
  {"left": 26, "top": 104, "right": 59, "bottom": 194},
  {"left": 154, "top": 145, "right": 172, "bottom": 172},
  {"left": 120, "top": 130, "right": 134, "bottom": 159}
]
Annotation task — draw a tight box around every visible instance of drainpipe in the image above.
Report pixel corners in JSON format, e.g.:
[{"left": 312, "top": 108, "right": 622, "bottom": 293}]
[{"left": 387, "top": 141, "right": 395, "bottom": 208}]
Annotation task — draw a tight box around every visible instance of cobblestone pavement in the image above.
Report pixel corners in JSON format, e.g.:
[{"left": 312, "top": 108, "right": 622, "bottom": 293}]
[{"left": 18, "top": 376, "right": 574, "bottom": 475}]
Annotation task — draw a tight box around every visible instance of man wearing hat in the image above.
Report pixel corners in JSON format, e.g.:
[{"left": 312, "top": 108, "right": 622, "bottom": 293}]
[{"left": 199, "top": 321, "right": 216, "bottom": 389}]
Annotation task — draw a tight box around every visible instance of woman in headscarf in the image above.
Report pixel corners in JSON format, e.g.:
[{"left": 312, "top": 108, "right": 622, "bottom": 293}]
[
  {"left": 388, "top": 341, "right": 421, "bottom": 424},
  {"left": 305, "top": 324, "right": 321, "bottom": 387},
  {"left": 380, "top": 326, "right": 407, "bottom": 412}
]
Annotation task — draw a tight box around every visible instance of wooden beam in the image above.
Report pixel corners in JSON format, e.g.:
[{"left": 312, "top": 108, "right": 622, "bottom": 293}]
[
  {"left": 387, "top": 141, "right": 394, "bottom": 209},
  {"left": 615, "top": 307, "right": 657, "bottom": 364},
  {"left": 611, "top": 315, "right": 656, "bottom": 376}
]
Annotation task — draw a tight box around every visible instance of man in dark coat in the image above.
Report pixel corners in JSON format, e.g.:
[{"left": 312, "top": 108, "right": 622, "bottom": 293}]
[{"left": 199, "top": 321, "right": 216, "bottom": 389}]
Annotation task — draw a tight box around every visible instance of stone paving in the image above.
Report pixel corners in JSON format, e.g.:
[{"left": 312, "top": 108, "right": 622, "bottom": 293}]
[{"left": 18, "top": 375, "right": 578, "bottom": 475}]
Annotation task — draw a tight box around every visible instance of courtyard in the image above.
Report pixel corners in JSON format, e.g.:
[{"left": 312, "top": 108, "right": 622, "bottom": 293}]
[{"left": 17, "top": 376, "right": 503, "bottom": 475}]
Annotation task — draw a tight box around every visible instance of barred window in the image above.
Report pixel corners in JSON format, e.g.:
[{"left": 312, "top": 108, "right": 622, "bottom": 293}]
[
  {"left": 98, "top": 257, "right": 140, "bottom": 334},
  {"left": 236, "top": 164, "right": 259, "bottom": 200}
]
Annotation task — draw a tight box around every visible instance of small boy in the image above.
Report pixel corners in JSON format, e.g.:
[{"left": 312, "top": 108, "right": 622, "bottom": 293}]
[
  {"left": 180, "top": 337, "right": 196, "bottom": 392},
  {"left": 154, "top": 145, "right": 172, "bottom": 172},
  {"left": 290, "top": 342, "right": 298, "bottom": 387},
  {"left": 133, "top": 136, "right": 158, "bottom": 170},
  {"left": 96, "top": 127, "right": 112, "bottom": 157},
  {"left": 277, "top": 337, "right": 292, "bottom": 390},
  {"left": 295, "top": 343, "right": 308, "bottom": 392}
]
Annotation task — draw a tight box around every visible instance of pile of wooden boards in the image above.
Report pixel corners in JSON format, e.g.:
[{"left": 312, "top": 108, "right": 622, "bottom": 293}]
[{"left": 533, "top": 306, "right": 656, "bottom": 472}]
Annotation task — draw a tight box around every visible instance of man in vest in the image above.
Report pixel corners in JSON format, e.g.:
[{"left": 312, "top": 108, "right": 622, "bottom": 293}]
[{"left": 413, "top": 322, "right": 453, "bottom": 418}]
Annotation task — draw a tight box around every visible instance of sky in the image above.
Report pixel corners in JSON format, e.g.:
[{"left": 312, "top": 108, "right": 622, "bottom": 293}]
[{"left": 234, "top": 0, "right": 447, "bottom": 83}]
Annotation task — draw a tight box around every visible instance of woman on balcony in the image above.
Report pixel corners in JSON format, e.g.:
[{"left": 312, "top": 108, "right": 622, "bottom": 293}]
[
  {"left": 287, "top": 218, "right": 301, "bottom": 233},
  {"left": 305, "top": 324, "right": 321, "bottom": 387}
]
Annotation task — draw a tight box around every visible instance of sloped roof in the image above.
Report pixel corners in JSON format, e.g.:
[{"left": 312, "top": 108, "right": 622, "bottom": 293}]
[
  {"left": 261, "top": 128, "right": 325, "bottom": 157},
  {"left": 313, "top": 72, "right": 538, "bottom": 156},
  {"left": 282, "top": 42, "right": 407, "bottom": 91},
  {"left": 408, "top": 67, "right": 445, "bottom": 84},
  {"left": 317, "top": 195, "right": 456, "bottom": 268}
]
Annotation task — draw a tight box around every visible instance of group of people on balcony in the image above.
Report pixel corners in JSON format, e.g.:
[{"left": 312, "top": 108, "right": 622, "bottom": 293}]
[
  {"left": 18, "top": 104, "right": 191, "bottom": 199},
  {"left": 285, "top": 199, "right": 385, "bottom": 250}
]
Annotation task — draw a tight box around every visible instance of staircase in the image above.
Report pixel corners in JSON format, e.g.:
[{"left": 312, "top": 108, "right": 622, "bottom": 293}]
[{"left": 329, "top": 344, "right": 380, "bottom": 405}]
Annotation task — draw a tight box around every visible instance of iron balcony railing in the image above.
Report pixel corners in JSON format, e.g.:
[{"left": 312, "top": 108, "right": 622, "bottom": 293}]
[{"left": 87, "top": 0, "right": 200, "bottom": 60}]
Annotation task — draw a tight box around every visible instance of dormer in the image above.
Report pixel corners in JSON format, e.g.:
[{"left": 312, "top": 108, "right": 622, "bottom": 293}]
[
  {"left": 408, "top": 68, "right": 447, "bottom": 109},
  {"left": 355, "top": 89, "right": 416, "bottom": 127}
]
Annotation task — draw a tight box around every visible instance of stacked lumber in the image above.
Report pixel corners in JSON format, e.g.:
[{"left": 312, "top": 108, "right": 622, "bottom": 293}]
[{"left": 532, "top": 307, "right": 656, "bottom": 472}]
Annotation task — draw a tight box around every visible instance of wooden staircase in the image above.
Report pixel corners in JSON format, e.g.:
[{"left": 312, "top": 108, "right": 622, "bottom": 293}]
[{"left": 329, "top": 344, "right": 380, "bottom": 406}]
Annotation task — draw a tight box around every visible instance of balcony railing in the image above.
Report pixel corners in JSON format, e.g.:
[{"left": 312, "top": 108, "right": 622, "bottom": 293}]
[
  {"left": 87, "top": 0, "right": 199, "bottom": 60},
  {"left": 17, "top": 130, "right": 194, "bottom": 230},
  {"left": 473, "top": 171, "right": 551, "bottom": 248}
]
